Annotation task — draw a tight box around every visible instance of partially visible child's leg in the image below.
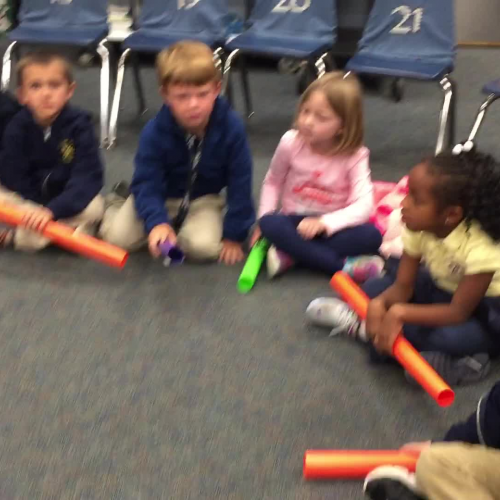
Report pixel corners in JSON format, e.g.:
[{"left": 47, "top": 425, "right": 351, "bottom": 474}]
[
  {"left": 416, "top": 443, "right": 500, "bottom": 500},
  {"left": 61, "top": 195, "right": 105, "bottom": 236},
  {"left": 175, "top": 195, "right": 224, "bottom": 261},
  {"left": 260, "top": 216, "right": 382, "bottom": 275},
  {"left": 99, "top": 195, "right": 147, "bottom": 251}
]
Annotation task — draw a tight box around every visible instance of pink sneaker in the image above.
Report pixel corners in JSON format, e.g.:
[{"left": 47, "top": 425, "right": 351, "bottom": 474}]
[
  {"left": 343, "top": 255, "right": 385, "bottom": 283},
  {"left": 267, "top": 245, "right": 295, "bottom": 278}
]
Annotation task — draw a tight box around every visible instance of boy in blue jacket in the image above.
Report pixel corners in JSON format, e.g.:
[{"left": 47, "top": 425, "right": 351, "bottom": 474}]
[
  {"left": 364, "top": 380, "right": 500, "bottom": 500},
  {"left": 100, "top": 41, "right": 255, "bottom": 264},
  {"left": 0, "top": 52, "right": 104, "bottom": 252}
]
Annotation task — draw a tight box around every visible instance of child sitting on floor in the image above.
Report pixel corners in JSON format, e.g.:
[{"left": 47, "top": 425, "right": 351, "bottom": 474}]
[
  {"left": 307, "top": 145, "right": 500, "bottom": 386},
  {"left": 251, "top": 72, "right": 383, "bottom": 281}
]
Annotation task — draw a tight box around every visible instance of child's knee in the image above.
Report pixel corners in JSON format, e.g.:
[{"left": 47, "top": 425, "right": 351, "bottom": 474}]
[
  {"left": 178, "top": 232, "right": 221, "bottom": 261},
  {"left": 259, "top": 214, "right": 280, "bottom": 237},
  {"left": 99, "top": 222, "right": 141, "bottom": 251},
  {"left": 79, "top": 195, "right": 105, "bottom": 223},
  {"left": 416, "top": 444, "right": 456, "bottom": 487}
]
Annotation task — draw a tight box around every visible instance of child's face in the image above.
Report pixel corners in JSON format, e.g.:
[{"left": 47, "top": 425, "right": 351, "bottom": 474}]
[
  {"left": 296, "top": 90, "right": 343, "bottom": 149},
  {"left": 161, "top": 80, "right": 221, "bottom": 134},
  {"left": 18, "top": 61, "right": 75, "bottom": 127},
  {"left": 401, "top": 162, "right": 445, "bottom": 233}
]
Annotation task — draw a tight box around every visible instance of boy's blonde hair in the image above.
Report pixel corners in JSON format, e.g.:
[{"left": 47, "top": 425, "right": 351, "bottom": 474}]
[
  {"left": 156, "top": 41, "right": 221, "bottom": 88},
  {"left": 16, "top": 52, "right": 74, "bottom": 87},
  {"left": 296, "top": 71, "right": 363, "bottom": 155}
]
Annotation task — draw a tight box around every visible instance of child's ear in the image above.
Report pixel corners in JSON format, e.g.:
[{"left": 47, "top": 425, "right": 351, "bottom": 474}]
[
  {"left": 214, "top": 80, "right": 222, "bottom": 96},
  {"left": 68, "top": 82, "right": 76, "bottom": 99},
  {"left": 445, "top": 205, "right": 463, "bottom": 226},
  {"left": 16, "top": 87, "right": 26, "bottom": 105}
]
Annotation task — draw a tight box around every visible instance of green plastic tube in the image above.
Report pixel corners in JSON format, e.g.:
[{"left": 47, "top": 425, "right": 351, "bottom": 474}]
[{"left": 237, "top": 238, "right": 270, "bottom": 293}]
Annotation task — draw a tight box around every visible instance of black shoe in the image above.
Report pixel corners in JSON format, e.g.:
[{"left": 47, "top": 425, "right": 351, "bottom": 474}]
[
  {"left": 405, "top": 352, "right": 491, "bottom": 387},
  {"left": 112, "top": 181, "right": 130, "bottom": 199},
  {"left": 364, "top": 466, "right": 426, "bottom": 500}
]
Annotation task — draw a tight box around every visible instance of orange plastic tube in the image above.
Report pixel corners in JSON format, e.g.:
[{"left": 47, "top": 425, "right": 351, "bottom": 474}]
[
  {"left": 303, "top": 450, "right": 419, "bottom": 480},
  {"left": 330, "top": 272, "right": 455, "bottom": 407},
  {"left": 0, "top": 202, "right": 128, "bottom": 269}
]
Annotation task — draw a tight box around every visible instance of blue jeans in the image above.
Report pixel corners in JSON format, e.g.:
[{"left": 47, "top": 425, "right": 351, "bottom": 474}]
[
  {"left": 259, "top": 214, "right": 382, "bottom": 275},
  {"left": 363, "top": 261, "right": 500, "bottom": 358}
]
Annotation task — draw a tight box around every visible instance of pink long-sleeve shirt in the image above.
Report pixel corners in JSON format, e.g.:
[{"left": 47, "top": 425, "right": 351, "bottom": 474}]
[{"left": 258, "top": 130, "right": 374, "bottom": 235}]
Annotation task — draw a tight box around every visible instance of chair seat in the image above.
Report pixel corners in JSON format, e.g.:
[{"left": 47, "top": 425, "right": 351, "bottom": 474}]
[
  {"left": 346, "top": 53, "right": 453, "bottom": 81},
  {"left": 483, "top": 79, "right": 500, "bottom": 96},
  {"left": 225, "top": 31, "right": 333, "bottom": 59},
  {"left": 9, "top": 25, "right": 108, "bottom": 47},
  {"left": 124, "top": 30, "right": 223, "bottom": 53}
]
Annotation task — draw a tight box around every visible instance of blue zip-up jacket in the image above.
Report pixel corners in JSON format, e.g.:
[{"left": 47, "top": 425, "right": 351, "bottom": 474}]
[
  {"left": 442, "top": 380, "right": 500, "bottom": 449},
  {"left": 131, "top": 97, "right": 255, "bottom": 242},
  {"left": 0, "top": 105, "right": 104, "bottom": 220}
]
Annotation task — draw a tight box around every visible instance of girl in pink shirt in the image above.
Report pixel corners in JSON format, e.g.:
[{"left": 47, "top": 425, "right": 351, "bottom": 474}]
[{"left": 252, "top": 72, "right": 383, "bottom": 278}]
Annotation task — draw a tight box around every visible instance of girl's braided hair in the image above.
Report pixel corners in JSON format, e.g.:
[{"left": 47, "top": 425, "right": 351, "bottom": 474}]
[{"left": 427, "top": 148, "right": 500, "bottom": 242}]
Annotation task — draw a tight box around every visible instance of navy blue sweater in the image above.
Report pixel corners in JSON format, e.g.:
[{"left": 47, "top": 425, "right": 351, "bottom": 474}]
[
  {"left": 442, "top": 380, "right": 500, "bottom": 449},
  {"left": 131, "top": 97, "right": 255, "bottom": 241},
  {"left": 0, "top": 105, "right": 104, "bottom": 220}
]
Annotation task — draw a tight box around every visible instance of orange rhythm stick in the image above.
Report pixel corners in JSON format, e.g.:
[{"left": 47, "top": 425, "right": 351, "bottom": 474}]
[
  {"left": 0, "top": 202, "right": 128, "bottom": 269},
  {"left": 330, "top": 272, "right": 454, "bottom": 407},
  {"left": 303, "top": 449, "right": 420, "bottom": 480}
]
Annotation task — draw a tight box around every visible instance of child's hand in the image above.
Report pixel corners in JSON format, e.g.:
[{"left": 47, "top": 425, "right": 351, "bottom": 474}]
[
  {"left": 249, "top": 226, "right": 262, "bottom": 248},
  {"left": 148, "top": 223, "right": 177, "bottom": 258},
  {"left": 297, "top": 217, "right": 326, "bottom": 239},
  {"left": 21, "top": 207, "right": 54, "bottom": 232},
  {"left": 373, "top": 304, "right": 404, "bottom": 354},
  {"left": 367, "top": 298, "right": 387, "bottom": 340},
  {"left": 401, "top": 441, "right": 432, "bottom": 456},
  {"left": 219, "top": 239, "right": 245, "bottom": 265}
]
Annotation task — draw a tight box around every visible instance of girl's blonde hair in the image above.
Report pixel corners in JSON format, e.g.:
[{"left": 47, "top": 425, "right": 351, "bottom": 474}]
[{"left": 295, "top": 71, "right": 363, "bottom": 155}]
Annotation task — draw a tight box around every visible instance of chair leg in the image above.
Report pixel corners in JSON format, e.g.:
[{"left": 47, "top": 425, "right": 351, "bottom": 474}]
[
  {"left": 131, "top": 52, "right": 146, "bottom": 116},
  {"left": 314, "top": 52, "right": 329, "bottom": 79},
  {"left": 1, "top": 41, "right": 17, "bottom": 91},
  {"left": 108, "top": 48, "right": 131, "bottom": 149},
  {"left": 96, "top": 39, "right": 111, "bottom": 149},
  {"left": 239, "top": 55, "right": 254, "bottom": 119},
  {"left": 213, "top": 47, "right": 223, "bottom": 73},
  {"left": 435, "top": 75, "right": 456, "bottom": 155},
  {"left": 467, "top": 93, "right": 500, "bottom": 144},
  {"left": 222, "top": 49, "right": 239, "bottom": 97}
]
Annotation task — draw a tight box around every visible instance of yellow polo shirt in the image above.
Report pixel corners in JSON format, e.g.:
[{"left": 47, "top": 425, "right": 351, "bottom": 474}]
[{"left": 402, "top": 221, "right": 500, "bottom": 296}]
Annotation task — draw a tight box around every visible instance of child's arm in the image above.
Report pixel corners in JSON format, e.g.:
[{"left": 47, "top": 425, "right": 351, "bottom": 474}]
[
  {"left": 374, "top": 272, "right": 493, "bottom": 353},
  {"left": 320, "top": 148, "right": 373, "bottom": 236},
  {"left": 257, "top": 132, "right": 294, "bottom": 218},
  {"left": 367, "top": 252, "right": 420, "bottom": 340},
  {"left": 0, "top": 122, "right": 40, "bottom": 202},
  {"left": 45, "top": 116, "right": 103, "bottom": 220},
  {"left": 131, "top": 123, "right": 171, "bottom": 235}
]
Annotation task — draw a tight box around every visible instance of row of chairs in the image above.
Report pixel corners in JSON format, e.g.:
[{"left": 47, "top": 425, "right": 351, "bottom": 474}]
[{"left": 1, "top": 0, "right": 499, "bottom": 154}]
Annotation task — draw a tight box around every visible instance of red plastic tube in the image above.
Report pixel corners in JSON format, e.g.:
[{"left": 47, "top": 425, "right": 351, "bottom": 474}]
[
  {"left": 0, "top": 202, "right": 128, "bottom": 269},
  {"left": 330, "top": 272, "right": 454, "bottom": 407},
  {"left": 303, "top": 449, "right": 419, "bottom": 480}
]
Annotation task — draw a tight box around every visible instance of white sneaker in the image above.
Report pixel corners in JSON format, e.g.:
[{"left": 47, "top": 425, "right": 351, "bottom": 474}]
[
  {"left": 267, "top": 245, "right": 295, "bottom": 278},
  {"left": 364, "top": 466, "right": 425, "bottom": 500},
  {"left": 306, "top": 297, "right": 367, "bottom": 340}
]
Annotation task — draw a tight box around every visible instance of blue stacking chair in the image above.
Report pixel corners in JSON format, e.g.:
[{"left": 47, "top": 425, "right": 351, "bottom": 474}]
[
  {"left": 108, "top": 0, "right": 228, "bottom": 148},
  {"left": 223, "top": 0, "right": 337, "bottom": 118},
  {"left": 346, "top": 0, "right": 456, "bottom": 154},
  {"left": 1, "top": 0, "right": 110, "bottom": 147},
  {"left": 465, "top": 79, "right": 500, "bottom": 146}
]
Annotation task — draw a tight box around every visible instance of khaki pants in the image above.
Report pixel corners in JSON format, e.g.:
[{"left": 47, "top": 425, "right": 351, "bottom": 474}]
[
  {"left": 0, "top": 187, "right": 105, "bottom": 252},
  {"left": 416, "top": 443, "right": 500, "bottom": 500},
  {"left": 99, "top": 194, "right": 224, "bottom": 261}
]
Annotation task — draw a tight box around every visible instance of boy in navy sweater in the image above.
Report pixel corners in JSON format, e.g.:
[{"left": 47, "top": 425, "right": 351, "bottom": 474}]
[
  {"left": 364, "top": 380, "right": 500, "bottom": 500},
  {"left": 100, "top": 41, "right": 255, "bottom": 264},
  {"left": 0, "top": 52, "right": 104, "bottom": 252}
]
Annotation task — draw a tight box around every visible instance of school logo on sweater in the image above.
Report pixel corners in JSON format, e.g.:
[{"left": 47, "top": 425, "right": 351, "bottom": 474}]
[{"left": 60, "top": 139, "right": 75, "bottom": 164}]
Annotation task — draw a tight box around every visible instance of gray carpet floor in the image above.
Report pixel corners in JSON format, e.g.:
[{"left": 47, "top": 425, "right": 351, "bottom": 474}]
[{"left": 0, "top": 46, "right": 499, "bottom": 499}]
